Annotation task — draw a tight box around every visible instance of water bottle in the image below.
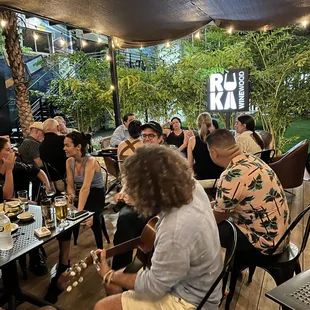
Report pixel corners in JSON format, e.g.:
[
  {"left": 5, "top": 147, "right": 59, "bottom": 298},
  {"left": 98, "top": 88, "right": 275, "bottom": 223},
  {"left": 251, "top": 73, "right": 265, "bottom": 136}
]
[{"left": 0, "top": 211, "right": 13, "bottom": 251}]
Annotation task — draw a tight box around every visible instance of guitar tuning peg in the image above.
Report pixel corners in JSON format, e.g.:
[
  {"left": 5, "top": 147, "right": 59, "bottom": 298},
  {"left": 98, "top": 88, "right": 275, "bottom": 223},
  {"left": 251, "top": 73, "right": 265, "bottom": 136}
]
[
  {"left": 82, "top": 262, "right": 87, "bottom": 269},
  {"left": 70, "top": 271, "right": 76, "bottom": 277},
  {"left": 73, "top": 281, "right": 79, "bottom": 287},
  {"left": 76, "top": 266, "right": 81, "bottom": 272},
  {"left": 67, "top": 286, "right": 73, "bottom": 292},
  {"left": 78, "top": 276, "right": 84, "bottom": 283}
]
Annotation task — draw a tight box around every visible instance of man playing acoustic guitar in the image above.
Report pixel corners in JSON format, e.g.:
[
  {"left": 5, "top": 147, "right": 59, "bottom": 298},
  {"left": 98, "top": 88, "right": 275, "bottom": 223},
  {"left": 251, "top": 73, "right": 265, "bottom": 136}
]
[{"left": 94, "top": 145, "right": 223, "bottom": 310}]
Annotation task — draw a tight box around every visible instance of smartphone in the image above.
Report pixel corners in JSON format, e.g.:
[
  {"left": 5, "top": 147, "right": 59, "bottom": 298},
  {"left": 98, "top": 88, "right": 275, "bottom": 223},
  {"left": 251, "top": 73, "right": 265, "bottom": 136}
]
[{"left": 67, "top": 210, "right": 89, "bottom": 220}]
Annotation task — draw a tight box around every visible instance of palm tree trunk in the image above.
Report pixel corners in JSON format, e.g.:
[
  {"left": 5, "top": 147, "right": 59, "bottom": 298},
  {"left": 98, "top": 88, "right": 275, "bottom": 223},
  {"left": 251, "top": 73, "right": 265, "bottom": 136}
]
[{"left": 0, "top": 10, "right": 33, "bottom": 136}]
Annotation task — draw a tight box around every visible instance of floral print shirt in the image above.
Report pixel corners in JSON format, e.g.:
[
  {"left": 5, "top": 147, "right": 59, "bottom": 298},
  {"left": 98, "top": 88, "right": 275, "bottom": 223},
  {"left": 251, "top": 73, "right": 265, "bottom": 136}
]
[{"left": 214, "top": 153, "right": 290, "bottom": 254}]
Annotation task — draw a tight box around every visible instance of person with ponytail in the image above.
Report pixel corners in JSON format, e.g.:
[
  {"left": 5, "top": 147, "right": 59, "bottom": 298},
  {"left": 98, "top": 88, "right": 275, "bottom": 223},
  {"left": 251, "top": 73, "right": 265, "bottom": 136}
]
[
  {"left": 187, "top": 112, "right": 223, "bottom": 180},
  {"left": 235, "top": 115, "right": 265, "bottom": 154}
]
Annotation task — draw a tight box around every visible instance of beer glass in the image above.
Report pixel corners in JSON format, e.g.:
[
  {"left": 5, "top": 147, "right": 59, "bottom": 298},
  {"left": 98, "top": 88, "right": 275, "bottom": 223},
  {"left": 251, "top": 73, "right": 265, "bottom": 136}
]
[
  {"left": 41, "top": 198, "right": 55, "bottom": 229},
  {"left": 54, "top": 195, "right": 69, "bottom": 228}
]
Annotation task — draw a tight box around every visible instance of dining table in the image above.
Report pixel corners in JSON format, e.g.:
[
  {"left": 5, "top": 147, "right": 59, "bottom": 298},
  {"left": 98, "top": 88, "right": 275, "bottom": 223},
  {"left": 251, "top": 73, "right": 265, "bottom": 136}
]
[{"left": 0, "top": 204, "right": 93, "bottom": 310}]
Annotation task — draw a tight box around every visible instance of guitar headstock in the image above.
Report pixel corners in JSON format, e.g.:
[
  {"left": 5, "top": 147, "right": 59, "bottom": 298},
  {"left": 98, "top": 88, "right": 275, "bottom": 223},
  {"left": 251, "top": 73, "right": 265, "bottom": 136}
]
[{"left": 58, "top": 250, "right": 100, "bottom": 292}]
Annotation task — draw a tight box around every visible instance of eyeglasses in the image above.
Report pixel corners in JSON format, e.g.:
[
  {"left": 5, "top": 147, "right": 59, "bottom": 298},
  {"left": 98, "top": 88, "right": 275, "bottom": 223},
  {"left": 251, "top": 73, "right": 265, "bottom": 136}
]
[{"left": 142, "top": 134, "right": 157, "bottom": 140}]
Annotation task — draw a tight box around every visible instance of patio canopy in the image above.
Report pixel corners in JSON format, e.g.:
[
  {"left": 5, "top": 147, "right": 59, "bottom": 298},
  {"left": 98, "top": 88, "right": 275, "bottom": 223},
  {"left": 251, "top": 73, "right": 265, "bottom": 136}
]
[{"left": 0, "top": 0, "right": 310, "bottom": 47}]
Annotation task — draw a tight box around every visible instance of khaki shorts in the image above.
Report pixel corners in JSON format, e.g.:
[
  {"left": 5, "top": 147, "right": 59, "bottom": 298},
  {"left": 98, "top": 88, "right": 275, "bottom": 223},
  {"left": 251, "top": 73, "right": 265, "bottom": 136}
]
[{"left": 121, "top": 291, "right": 196, "bottom": 310}]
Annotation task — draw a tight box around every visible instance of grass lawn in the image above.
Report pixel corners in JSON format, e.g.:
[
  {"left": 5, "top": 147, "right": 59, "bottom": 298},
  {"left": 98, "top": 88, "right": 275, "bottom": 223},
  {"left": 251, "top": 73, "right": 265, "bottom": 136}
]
[{"left": 283, "top": 118, "right": 310, "bottom": 152}]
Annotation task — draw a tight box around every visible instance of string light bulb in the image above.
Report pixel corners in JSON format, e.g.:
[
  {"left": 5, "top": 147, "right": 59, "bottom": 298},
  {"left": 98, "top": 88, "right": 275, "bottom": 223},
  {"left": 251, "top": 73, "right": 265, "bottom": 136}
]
[
  {"left": 301, "top": 19, "right": 309, "bottom": 29},
  {"left": 98, "top": 37, "right": 102, "bottom": 43},
  {"left": 166, "top": 41, "right": 171, "bottom": 48},
  {"left": 33, "top": 33, "right": 39, "bottom": 41},
  {"left": 227, "top": 27, "right": 233, "bottom": 34},
  {"left": 81, "top": 40, "right": 87, "bottom": 47},
  {"left": 59, "top": 38, "right": 65, "bottom": 46},
  {"left": 106, "top": 54, "right": 111, "bottom": 61},
  {"left": 110, "top": 85, "right": 115, "bottom": 91},
  {"left": 0, "top": 20, "right": 7, "bottom": 27},
  {"left": 194, "top": 31, "right": 201, "bottom": 40}
]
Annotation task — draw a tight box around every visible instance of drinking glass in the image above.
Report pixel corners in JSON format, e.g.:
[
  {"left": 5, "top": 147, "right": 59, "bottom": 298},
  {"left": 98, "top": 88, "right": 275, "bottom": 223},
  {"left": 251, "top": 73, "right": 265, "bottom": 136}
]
[
  {"left": 54, "top": 195, "right": 69, "bottom": 229},
  {"left": 41, "top": 198, "right": 55, "bottom": 229},
  {"left": 17, "top": 190, "right": 28, "bottom": 212},
  {"left": 45, "top": 182, "right": 56, "bottom": 198}
]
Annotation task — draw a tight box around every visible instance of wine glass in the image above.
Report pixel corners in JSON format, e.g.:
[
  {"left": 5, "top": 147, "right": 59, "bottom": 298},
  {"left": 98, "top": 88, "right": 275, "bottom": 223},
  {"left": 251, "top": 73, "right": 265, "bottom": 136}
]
[
  {"left": 45, "top": 182, "right": 56, "bottom": 198},
  {"left": 54, "top": 195, "right": 69, "bottom": 229}
]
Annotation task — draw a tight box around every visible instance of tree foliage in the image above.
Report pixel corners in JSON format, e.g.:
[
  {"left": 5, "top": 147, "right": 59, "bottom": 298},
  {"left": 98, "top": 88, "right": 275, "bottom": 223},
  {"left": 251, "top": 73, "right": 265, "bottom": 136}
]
[{"left": 42, "top": 26, "right": 310, "bottom": 152}]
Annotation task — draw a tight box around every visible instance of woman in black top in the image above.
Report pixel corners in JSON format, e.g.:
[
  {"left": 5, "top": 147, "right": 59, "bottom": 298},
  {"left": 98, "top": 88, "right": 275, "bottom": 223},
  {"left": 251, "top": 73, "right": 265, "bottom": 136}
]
[
  {"left": 187, "top": 113, "right": 223, "bottom": 180},
  {"left": 162, "top": 117, "right": 189, "bottom": 153}
]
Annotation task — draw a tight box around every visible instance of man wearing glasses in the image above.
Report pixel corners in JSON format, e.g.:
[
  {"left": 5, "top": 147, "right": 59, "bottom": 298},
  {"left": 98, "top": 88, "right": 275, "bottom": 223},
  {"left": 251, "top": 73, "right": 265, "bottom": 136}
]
[{"left": 112, "top": 121, "right": 163, "bottom": 270}]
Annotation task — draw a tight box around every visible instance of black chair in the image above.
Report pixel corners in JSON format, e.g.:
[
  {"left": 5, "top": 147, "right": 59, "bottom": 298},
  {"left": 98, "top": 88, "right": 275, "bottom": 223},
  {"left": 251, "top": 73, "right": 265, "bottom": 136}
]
[
  {"left": 224, "top": 204, "right": 310, "bottom": 310},
  {"left": 197, "top": 220, "right": 237, "bottom": 310},
  {"left": 254, "top": 149, "right": 275, "bottom": 164}
]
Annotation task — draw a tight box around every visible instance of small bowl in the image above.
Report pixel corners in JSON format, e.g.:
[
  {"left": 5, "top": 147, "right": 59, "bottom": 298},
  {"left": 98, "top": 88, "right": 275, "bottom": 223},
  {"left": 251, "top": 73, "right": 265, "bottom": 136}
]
[{"left": 17, "top": 212, "right": 35, "bottom": 221}]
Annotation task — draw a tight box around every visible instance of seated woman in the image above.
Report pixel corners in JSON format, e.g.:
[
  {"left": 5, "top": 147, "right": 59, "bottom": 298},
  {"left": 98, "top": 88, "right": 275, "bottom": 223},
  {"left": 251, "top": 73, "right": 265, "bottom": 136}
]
[
  {"left": 0, "top": 137, "right": 15, "bottom": 202},
  {"left": 162, "top": 117, "right": 188, "bottom": 153},
  {"left": 235, "top": 115, "right": 265, "bottom": 154},
  {"left": 117, "top": 120, "right": 143, "bottom": 162},
  {"left": 64, "top": 132, "right": 109, "bottom": 249},
  {"left": 187, "top": 112, "right": 223, "bottom": 180}
]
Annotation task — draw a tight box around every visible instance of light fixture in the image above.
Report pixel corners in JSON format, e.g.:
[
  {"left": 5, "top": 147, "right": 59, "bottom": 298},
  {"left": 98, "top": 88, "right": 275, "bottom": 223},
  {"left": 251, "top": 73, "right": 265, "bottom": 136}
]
[
  {"left": 166, "top": 41, "right": 171, "bottom": 48},
  {"left": 0, "top": 20, "right": 7, "bottom": 27},
  {"left": 106, "top": 54, "right": 111, "bottom": 61},
  {"left": 59, "top": 38, "right": 65, "bottom": 46},
  {"left": 81, "top": 40, "right": 87, "bottom": 47},
  {"left": 194, "top": 31, "right": 201, "bottom": 39},
  {"left": 110, "top": 85, "right": 115, "bottom": 91},
  {"left": 301, "top": 19, "right": 309, "bottom": 29},
  {"left": 33, "top": 33, "right": 39, "bottom": 41},
  {"left": 227, "top": 27, "right": 233, "bottom": 34}
]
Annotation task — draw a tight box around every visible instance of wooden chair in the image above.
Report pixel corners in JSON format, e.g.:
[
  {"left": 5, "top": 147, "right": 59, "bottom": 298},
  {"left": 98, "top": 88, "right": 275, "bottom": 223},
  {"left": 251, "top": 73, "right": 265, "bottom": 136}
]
[
  {"left": 104, "top": 156, "right": 122, "bottom": 194},
  {"left": 223, "top": 204, "right": 310, "bottom": 310},
  {"left": 269, "top": 140, "right": 309, "bottom": 193}
]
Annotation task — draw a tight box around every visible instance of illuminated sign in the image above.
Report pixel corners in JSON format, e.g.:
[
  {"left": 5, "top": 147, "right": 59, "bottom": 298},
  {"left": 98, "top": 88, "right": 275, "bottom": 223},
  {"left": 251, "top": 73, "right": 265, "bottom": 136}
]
[{"left": 207, "top": 68, "right": 249, "bottom": 112}]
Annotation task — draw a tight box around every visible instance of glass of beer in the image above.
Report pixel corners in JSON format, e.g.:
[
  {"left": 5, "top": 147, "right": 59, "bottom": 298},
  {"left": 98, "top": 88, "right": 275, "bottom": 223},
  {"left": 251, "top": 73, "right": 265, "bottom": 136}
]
[{"left": 54, "top": 195, "right": 69, "bottom": 228}]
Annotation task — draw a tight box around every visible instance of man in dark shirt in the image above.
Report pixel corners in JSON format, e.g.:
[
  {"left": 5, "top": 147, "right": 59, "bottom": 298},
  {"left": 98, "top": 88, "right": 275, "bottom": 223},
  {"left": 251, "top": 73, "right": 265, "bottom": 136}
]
[
  {"left": 19, "top": 122, "right": 44, "bottom": 168},
  {"left": 39, "top": 119, "right": 67, "bottom": 181}
]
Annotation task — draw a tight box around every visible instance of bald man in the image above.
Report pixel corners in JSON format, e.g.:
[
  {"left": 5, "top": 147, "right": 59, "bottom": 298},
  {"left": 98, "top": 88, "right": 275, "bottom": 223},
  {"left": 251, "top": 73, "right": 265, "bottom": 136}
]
[{"left": 39, "top": 119, "right": 67, "bottom": 180}]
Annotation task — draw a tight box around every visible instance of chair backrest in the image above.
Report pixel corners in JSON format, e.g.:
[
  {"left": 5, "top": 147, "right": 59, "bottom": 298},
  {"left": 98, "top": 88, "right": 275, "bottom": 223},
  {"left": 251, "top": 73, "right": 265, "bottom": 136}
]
[
  {"left": 196, "top": 220, "right": 237, "bottom": 310},
  {"left": 100, "top": 165, "right": 109, "bottom": 194},
  {"left": 104, "top": 156, "right": 120, "bottom": 179},
  {"left": 254, "top": 149, "right": 275, "bottom": 164},
  {"left": 269, "top": 204, "right": 310, "bottom": 258},
  {"left": 269, "top": 139, "right": 309, "bottom": 188}
]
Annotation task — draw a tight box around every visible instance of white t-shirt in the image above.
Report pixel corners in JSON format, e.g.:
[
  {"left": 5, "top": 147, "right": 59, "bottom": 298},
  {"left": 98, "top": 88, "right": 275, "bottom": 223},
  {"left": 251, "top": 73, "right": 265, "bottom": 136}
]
[{"left": 235, "top": 130, "right": 262, "bottom": 154}]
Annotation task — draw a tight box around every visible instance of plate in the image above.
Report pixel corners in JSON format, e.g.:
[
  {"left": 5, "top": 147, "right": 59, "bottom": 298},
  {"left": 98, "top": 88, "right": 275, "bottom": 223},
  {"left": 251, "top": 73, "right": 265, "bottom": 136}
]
[
  {"left": 17, "top": 212, "right": 35, "bottom": 221},
  {"left": 10, "top": 223, "right": 19, "bottom": 233},
  {"left": 6, "top": 208, "right": 23, "bottom": 219}
]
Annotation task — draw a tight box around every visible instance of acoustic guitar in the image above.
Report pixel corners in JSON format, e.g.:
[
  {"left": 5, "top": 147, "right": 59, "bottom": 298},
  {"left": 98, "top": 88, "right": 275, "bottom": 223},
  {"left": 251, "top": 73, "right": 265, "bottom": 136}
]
[{"left": 58, "top": 216, "right": 158, "bottom": 292}]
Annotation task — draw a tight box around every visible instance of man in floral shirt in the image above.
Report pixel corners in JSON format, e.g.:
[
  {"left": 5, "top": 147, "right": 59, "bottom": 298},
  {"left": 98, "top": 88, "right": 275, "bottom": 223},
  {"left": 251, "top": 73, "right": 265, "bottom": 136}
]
[{"left": 207, "top": 129, "right": 290, "bottom": 255}]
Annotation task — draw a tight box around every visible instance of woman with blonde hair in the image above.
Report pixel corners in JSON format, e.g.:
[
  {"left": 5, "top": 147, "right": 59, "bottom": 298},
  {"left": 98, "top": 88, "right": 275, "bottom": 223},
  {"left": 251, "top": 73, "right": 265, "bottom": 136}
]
[{"left": 188, "top": 112, "right": 223, "bottom": 180}]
